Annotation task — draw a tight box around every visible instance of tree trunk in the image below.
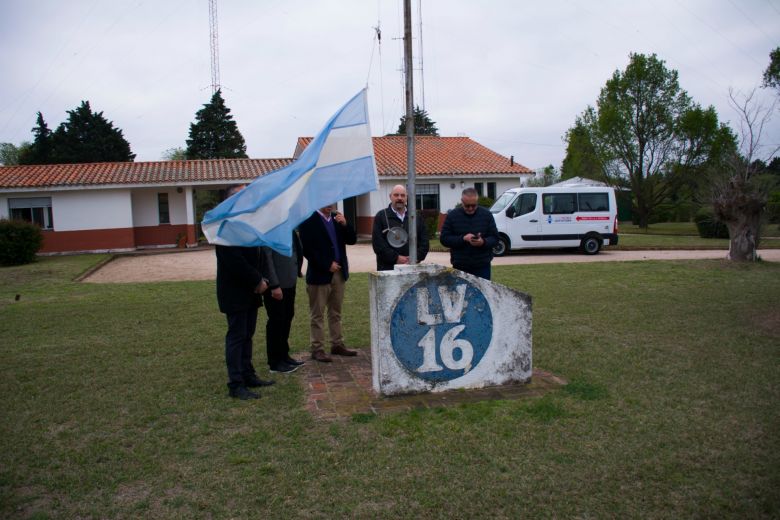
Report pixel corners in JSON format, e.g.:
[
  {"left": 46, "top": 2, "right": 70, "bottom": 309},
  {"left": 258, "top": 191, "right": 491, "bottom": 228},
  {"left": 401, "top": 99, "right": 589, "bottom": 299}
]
[{"left": 725, "top": 213, "right": 762, "bottom": 262}]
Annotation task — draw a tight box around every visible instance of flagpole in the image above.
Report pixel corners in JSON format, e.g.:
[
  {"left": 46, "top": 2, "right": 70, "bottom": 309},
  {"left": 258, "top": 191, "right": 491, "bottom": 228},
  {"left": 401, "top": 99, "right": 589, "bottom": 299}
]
[{"left": 404, "top": 0, "right": 417, "bottom": 264}]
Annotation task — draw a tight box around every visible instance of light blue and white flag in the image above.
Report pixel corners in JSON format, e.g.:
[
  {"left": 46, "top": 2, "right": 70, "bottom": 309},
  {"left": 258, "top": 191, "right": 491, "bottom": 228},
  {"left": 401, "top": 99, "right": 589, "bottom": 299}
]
[{"left": 202, "top": 89, "right": 378, "bottom": 255}]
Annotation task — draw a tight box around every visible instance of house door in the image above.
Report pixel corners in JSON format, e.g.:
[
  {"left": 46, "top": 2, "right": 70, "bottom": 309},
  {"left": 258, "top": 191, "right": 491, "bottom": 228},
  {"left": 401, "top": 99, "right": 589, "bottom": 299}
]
[{"left": 343, "top": 196, "right": 357, "bottom": 228}]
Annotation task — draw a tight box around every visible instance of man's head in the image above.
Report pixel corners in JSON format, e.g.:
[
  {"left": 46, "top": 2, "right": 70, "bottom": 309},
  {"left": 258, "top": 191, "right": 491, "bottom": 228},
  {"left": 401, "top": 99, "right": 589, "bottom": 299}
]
[
  {"left": 389, "top": 185, "right": 407, "bottom": 212},
  {"left": 461, "top": 187, "right": 479, "bottom": 215},
  {"left": 319, "top": 204, "right": 336, "bottom": 217},
  {"left": 225, "top": 184, "right": 247, "bottom": 200}
]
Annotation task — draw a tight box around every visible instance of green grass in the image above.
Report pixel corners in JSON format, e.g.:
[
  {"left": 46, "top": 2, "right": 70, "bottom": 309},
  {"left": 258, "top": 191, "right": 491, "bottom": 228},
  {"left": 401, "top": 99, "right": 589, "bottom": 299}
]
[
  {"left": 2, "top": 255, "right": 779, "bottom": 518},
  {"left": 425, "top": 222, "right": 780, "bottom": 251},
  {"left": 619, "top": 221, "right": 780, "bottom": 237}
]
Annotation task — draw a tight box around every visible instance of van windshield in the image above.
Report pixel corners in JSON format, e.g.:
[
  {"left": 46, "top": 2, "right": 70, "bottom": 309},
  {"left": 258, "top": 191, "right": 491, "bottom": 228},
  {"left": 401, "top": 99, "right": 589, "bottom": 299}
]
[{"left": 490, "top": 192, "right": 516, "bottom": 213}]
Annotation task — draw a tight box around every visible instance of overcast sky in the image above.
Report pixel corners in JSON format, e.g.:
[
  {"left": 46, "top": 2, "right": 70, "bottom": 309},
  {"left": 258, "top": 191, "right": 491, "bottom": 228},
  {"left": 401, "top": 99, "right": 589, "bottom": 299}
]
[{"left": 1, "top": 0, "right": 778, "bottom": 170}]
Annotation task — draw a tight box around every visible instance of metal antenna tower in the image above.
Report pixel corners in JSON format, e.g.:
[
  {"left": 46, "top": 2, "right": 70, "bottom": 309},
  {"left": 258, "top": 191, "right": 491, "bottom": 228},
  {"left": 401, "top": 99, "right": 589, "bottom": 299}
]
[
  {"left": 417, "top": 0, "right": 425, "bottom": 111},
  {"left": 208, "top": 0, "right": 221, "bottom": 93}
]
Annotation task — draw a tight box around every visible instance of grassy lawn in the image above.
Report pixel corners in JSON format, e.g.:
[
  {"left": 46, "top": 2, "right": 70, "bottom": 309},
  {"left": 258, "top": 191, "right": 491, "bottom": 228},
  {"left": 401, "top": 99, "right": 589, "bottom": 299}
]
[
  {"left": 619, "top": 221, "right": 780, "bottom": 237},
  {"left": 425, "top": 221, "right": 780, "bottom": 251},
  {"left": 1, "top": 255, "right": 779, "bottom": 518}
]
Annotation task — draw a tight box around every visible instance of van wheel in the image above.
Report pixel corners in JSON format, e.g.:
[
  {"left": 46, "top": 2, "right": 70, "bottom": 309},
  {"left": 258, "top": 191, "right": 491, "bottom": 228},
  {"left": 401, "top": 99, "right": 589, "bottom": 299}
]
[
  {"left": 493, "top": 237, "right": 508, "bottom": 257},
  {"left": 581, "top": 235, "right": 601, "bottom": 255}
]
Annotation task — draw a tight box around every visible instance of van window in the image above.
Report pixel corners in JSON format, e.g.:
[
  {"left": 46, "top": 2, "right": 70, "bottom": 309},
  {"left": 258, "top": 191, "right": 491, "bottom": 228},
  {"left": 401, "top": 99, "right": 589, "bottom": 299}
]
[
  {"left": 512, "top": 193, "right": 537, "bottom": 217},
  {"left": 543, "top": 193, "right": 576, "bottom": 214},
  {"left": 578, "top": 192, "right": 609, "bottom": 212},
  {"left": 490, "top": 191, "right": 515, "bottom": 213}
]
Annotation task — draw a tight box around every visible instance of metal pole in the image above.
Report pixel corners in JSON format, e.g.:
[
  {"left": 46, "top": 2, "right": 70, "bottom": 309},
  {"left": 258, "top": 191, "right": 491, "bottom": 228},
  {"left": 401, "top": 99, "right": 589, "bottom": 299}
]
[{"left": 404, "top": 0, "right": 417, "bottom": 264}]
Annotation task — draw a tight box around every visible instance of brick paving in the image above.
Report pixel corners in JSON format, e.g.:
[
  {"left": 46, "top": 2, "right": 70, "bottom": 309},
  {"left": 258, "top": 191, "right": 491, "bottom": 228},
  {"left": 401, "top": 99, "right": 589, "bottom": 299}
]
[{"left": 295, "top": 349, "right": 567, "bottom": 421}]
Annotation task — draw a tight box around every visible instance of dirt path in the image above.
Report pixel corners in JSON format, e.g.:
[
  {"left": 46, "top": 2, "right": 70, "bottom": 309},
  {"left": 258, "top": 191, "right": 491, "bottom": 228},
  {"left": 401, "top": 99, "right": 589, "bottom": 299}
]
[{"left": 81, "top": 244, "right": 780, "bottom": 283}]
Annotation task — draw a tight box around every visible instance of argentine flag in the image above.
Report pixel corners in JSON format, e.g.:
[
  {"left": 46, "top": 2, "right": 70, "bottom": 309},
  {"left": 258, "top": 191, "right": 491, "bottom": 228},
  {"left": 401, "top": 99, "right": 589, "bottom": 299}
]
[{"left": 202, "top": 89, "right": 378, "bottom": 255}]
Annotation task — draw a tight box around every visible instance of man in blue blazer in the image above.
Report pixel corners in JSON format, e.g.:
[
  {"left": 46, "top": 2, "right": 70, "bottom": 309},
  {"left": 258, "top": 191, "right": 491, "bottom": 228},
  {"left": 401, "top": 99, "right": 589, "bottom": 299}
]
[{"left": 298, "top": 204, "right": 358, "bottom": 362}]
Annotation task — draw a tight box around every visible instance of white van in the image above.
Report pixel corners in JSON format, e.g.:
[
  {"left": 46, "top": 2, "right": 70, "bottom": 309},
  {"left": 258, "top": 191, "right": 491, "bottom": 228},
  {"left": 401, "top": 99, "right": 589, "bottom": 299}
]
[{"left": 490, "top": 186, "right": 619, "bottom": 255}]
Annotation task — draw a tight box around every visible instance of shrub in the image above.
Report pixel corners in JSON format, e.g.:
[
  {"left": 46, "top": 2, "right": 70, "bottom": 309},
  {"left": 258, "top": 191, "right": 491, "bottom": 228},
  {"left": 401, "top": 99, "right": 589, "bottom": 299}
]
[
  {"left": 478, "top": 196, "right": 494, "bottom": 208},
  {"left": 767, "top": 190, "right": 780, "bottom": 224},
  {"left": 0, "top": 219, "right": 44, "bottom": 266},
  {"left": 693, "top": 208, "right": 729, "bottom": 239},
  {"left": 421, "top": 209, "right": 440, "bottom": 238}
]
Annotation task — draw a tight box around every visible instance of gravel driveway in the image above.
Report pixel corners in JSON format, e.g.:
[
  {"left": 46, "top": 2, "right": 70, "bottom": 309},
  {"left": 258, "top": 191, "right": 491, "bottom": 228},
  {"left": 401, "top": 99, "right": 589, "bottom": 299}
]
[{"left": 81, "top": 244, "right": 780, "bottom": 283}]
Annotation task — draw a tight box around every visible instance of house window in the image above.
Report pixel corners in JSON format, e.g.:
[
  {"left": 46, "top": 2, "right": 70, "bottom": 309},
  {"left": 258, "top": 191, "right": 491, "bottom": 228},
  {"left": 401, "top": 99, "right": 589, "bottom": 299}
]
[
  {"left": 487, "top": 182, "right": 496, "bottom": 200},
  {"left": 158, "top": 193, "right": 170, "bottom": 224},
  {"left": 474, "top": 182, "right": 484, "bottom": 196},
  {"left": 414, "top": 184, "right": 440, "bottom": 211},
  {"left": 9, "top": 197, "right": 53, "bottom": 229}
]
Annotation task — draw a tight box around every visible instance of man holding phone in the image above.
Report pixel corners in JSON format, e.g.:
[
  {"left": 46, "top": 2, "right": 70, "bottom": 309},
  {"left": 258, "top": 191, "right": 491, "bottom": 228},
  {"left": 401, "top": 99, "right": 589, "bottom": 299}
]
[{"left": 440, "top": 187, "right": 499, "bottom": 280}]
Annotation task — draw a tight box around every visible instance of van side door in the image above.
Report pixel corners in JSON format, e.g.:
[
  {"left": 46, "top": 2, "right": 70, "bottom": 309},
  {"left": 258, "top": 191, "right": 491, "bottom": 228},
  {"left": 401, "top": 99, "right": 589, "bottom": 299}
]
[{"left": 539, "top": 192, "right": 579, "bottom": 247}]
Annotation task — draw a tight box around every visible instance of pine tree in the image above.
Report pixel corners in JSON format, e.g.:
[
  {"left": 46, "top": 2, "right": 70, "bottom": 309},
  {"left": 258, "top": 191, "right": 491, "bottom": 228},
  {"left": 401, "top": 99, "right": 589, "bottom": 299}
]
[
  {"left": 21, "top": 112, "right": 53, "bottom": 164},
  {"left": 394, "top": 105, "right": 439, "bottom": 136},
  {"left": 49, "top": 101, "right": 135, "bottom": 163},
  {"left": 185, "top": 90, "right": 248, "bottom": 159}
]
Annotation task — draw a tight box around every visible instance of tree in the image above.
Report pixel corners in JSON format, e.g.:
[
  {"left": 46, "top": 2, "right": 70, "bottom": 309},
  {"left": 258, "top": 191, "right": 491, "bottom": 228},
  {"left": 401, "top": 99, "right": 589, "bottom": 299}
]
[
  {"left": 710, "top": 88, "right": 779, "bottom": 261},
  {"left": 19, "top": 112, "right": 53, "bottom": 165},
  {"left": 0, "top": 142, "right": 31, "bottom": 166},
  {"left": 527, "top": 164, "right": 560, "bottom": 187},
  {"left": 762, "top": 46, "right": 780, "bottom": 93},
  {"left": 185, "top": 90, "right": 247, "bottom": 159},
  {"left": 49, "top": 101, "right": 135, "bottom": 163},
  {"left": 162, "top": 147, "right": 188, "bottom": 160},
  {"left": 569, "top": 53, "right": 735, "bottom": 228},
  {"left": 394, "top": 105, "right": 439, "bottom": 136},
  {"left": 560, "top": 117, "right": 606, "bottom": 182}
]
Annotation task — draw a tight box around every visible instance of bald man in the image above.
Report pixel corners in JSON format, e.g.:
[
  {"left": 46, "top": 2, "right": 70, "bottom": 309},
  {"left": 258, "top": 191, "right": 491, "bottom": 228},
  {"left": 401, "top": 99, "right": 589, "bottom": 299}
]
[{"left": 371, "top": 184, "right": 429, "bottom": 271}]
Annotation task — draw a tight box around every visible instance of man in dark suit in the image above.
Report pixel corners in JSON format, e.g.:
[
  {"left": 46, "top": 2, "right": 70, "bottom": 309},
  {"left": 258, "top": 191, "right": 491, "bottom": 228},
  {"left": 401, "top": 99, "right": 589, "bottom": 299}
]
[
  {"left": 298, "top": 203, "right": 358, "bottom": 362},
  {"left": 261, "top": 231, "right": 305, "bottom": 374},
  {"left": 215, "top": 184, "right": 275, "bottom": 400}
]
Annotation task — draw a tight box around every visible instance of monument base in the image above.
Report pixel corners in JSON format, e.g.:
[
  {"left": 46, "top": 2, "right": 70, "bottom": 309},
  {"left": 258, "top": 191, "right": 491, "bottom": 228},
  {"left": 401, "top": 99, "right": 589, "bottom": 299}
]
[{"left": 369, "top": 264, "right": 532, "bottom": 397}]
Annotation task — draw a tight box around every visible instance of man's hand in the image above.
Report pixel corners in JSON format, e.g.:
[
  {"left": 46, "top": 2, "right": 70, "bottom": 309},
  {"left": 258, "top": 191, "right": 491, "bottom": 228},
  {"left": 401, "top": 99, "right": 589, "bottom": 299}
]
[
  {"left": 271, "top": 287, "right": 283, "bottom": 300},
  {"left": 465, "top": 233, "right": 484, "bottom": 247},
  {"left": 333, "top": 212, "right": 347, "bottom": 226},
  {"left": 329, "top": 261, "right": 342, "bottom": 273},
  {"left": 396, "top": 255, "right": 410, "bottom": 265},
  {"left": 255, "top": 279, "right": 268, "bottom": 294}
]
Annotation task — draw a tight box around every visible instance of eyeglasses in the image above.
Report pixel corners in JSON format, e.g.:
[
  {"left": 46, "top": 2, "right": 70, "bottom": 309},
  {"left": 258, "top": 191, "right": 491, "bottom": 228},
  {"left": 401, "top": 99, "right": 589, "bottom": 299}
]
[{"left": 463, "top": 204, "right": 477, "bottom": 209}]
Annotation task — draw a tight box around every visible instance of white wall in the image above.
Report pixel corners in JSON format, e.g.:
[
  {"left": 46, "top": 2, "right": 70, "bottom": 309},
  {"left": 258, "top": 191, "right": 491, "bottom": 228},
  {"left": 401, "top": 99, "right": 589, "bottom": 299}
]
[
  {"left": 366, "top": 177, "right": 531, "bottom": 217},
  {"left": 131, "top": 188, "right": 189, "bottom": 227},
  {"left": 0, "top": 196, "right": 8, "bottom": 219},
  {"left": 54, "top": 190, "right": 133, "bottom": 231}
]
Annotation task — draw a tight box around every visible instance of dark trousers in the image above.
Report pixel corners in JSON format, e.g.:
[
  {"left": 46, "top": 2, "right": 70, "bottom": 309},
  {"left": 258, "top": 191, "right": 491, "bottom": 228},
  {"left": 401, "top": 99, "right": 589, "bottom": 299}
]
[
  {"left": 263, "top": 287, "right": 296, "bottom": 367},
  {"left": 454, "top": 263, "right": 491, "bottom": 280},
  {"left": 225, "top": 308, "right": 258, "bottom": 389}
]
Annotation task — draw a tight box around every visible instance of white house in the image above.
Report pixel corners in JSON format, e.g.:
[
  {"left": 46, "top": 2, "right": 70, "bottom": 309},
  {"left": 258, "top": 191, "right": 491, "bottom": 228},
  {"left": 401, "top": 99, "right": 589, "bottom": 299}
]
[
  {"left": 0, "top": 136, "right": 533, "bottom": 254},
  {"left": 295, "top": 135, "right": 534, "bottom": 234}
]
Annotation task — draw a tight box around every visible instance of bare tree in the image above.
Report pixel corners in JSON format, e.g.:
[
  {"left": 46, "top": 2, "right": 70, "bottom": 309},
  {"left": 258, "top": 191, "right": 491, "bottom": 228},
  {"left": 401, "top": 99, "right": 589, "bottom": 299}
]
[{"left": 711, "top": 89, "right": 779, "bottom": 261}]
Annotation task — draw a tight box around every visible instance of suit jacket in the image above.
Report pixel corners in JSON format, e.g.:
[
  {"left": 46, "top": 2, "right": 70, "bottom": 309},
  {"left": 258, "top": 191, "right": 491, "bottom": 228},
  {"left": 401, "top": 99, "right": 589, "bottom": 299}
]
[
  {"left": 371, "top": 205, "right": 429, "bottom": 271},
  {"left": 439, "top": 206, "right": 499, "bottom": 269},
  {"left": 261, "top": 231, "right": 303, "bottom": 290},
  {"left": 215, "top": 245, "right": 265, "bottom": 314},
  {"left": 298, "top": 211, "right": 357, "bottom": 284}
]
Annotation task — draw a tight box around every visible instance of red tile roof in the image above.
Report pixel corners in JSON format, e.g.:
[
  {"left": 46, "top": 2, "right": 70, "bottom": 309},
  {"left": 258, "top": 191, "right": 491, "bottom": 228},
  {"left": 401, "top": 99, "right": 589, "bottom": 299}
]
[
  {"left": 295, "top": 135, "right": 532, "bottom": 177},
  {"left": 0, "top": 158, "right": 294, "bottom": 189},
  {"left": 0, "top": 136, "right": 530, "bottom": 190}
]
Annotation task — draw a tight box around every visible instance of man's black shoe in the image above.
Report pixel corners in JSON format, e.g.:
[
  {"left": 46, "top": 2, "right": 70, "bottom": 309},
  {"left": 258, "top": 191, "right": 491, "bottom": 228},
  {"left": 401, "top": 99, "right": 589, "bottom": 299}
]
[
  {"left": 270, "top": 362, "right": 300, "bottom": 374},
  {"left": 245, "top": 376, "right": 275, "bottom": 388},
  {"left": 229, "top": 386, "right": 260, "bottom": 400},
  {"left": 285, "top": 356, "right": 305, "bottom": 366}
]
